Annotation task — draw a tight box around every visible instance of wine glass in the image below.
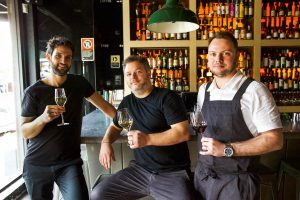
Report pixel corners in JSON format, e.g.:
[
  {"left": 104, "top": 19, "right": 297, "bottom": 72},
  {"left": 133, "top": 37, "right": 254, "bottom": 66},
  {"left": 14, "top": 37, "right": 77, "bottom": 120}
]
[
  {"left": 54, "top": 88, "right": 69, "bottom": 126},
  {"left": 189, "top": 110, "right": 207, "bottom": 151},
  {"left": 117, "top": 108, "right": 133, "bottom": 135}
]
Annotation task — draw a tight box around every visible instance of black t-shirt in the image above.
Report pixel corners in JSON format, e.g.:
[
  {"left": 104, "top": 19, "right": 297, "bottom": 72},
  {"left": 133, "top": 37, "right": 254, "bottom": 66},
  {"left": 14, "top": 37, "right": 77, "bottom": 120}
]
[
  {"left": 114, "top": 87, "right": 190, "bottom": 172},
  {"left": 21, "top": 74, "right": 94, "bottom": 165}
]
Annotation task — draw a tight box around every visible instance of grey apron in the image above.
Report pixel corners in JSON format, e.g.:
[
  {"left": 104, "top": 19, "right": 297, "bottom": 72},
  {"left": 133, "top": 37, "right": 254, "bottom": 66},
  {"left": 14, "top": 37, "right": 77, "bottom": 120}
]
[{"left": 194, "top": 78, "right": 260, "bottom": 200}]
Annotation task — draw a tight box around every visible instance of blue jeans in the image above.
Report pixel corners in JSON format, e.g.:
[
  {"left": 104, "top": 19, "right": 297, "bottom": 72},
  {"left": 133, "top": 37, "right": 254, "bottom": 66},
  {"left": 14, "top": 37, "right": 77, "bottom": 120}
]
[{"left": 23, "top": 161, "right": 89, "bottom": 200}]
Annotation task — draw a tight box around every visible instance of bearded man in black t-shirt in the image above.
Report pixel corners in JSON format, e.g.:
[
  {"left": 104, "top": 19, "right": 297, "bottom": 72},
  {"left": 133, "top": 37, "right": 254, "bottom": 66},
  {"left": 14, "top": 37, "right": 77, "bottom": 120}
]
[
  {"left": 91, "top": 55, "right": 195, "bottom": 200},
  {"left": 21, "top": 36, "right": 116, "bottom": 200}
]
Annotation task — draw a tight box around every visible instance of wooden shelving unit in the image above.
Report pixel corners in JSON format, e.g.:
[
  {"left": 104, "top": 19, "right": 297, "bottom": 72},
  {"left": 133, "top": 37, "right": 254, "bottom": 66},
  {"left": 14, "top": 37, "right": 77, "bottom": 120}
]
[{"left": 122, "top": 0, "right": 300, "bottom": 112}]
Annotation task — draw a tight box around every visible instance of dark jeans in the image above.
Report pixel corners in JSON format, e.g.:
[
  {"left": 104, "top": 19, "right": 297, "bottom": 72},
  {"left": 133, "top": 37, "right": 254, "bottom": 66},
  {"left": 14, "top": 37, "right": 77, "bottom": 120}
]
[
  {"left": 23, "top": 161, "right": 89, "bottom": 200},
  {"left": 91, "top": 161, "right": 195, "bottom": 200}
]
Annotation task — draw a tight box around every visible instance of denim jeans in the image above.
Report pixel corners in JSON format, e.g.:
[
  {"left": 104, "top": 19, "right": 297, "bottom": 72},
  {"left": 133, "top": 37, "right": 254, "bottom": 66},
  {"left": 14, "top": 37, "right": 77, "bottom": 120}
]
[{"left": 23, "top": 161, "right": 89, "bottom": 200}]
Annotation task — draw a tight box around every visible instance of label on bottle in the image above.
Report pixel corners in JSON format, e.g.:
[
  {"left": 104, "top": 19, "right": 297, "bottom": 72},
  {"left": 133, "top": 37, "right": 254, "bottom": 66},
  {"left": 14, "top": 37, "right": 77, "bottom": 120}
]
[
  {"left": 280, "top": 32, "right": 285, "bottom": 39},
  {"left": 279, "top": 79, "right": 284, "bottom": 88},
  {"left": 209, "top": 30, "right": 215, "bottom": 38},
  {"left": 275, "top": 59, "right": 280, "bottom": 68},
  {"left": 294, "top": 81, "right": 299, "bottom": 90},
  {"left": 240, "top": 29, "right": 246, "bottom": 39},
  {"left": 152, "top": 32, "right": 157, "bottom": 40},
  {"left": 294, "top": 60, "right": 299, "bottom": 68},
  {"left": 295, "top": 31, "right": 300, "bottom": 39},
  {"left": 263, "top": 57, "right": 269, "bottom": 67},
  {"left": 274, "top": 81, "right": 279, "bottom": 90},
  {"left": 234, "top": 30, "right": 239, "bottom": 39},
  {"left": 165, "top": 33, "right": 170, "bottom": 40},
  {"left": 146, "top": 30, "right": 151, "bottom": 40},
  {"left": 286, "top": 60, "right": 291, "bottom": 68},
  {"left": 271, "top": 10, "right": 275, "bottom": 17},
  {"left": 283, "top": 81, "right": 288, "bottom": 90},
  {"left": 176, "top": 33, "right": 182, "bottom": 40},
  {"left": 182, "top": 32, "right": 187, "bottom": 40},
  {"left": 246, "top": 32, "right": 252, "bottom": 40},
  {"left": 157, "top": 32, "right": 162, "bottom": 40},
  {"left": 273, "top": 31, "right": 278, "bottom": 38}
]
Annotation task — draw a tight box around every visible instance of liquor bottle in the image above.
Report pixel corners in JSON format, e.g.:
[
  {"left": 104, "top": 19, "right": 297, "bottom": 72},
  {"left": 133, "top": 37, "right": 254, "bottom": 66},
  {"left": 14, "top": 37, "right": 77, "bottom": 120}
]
[
  {"left": 273, "top": 26, "right": 279, "bottom": 39},
  {"left": 146, "top": 29, "right": 151, "bottom": 40},
  {"left": 151, "top": 1, "right": 158, "bottom": 13},
  {"left": 161, "top": 75, "right": 168, "bottom": 89},
  {"left": 287, "top": 0, "right": 293, "bottom": 17},
  {"left": 239, "top": 0, "right": 244, "bottom": 19},
  {"left": 175, "top": 79, "right": 183, "bottom": 92},
  {"left": 208, "top": 22, "right": 215, "bottom": 39},
  {"left": 202, "top": 26, "right": 209, "bottom": 40},
  {"left": 235, "top": 0, "right": 240, "bottom": 18},
  {"left": 293, "top": 70, "right": 299, "bottom": 91},
  {"left": 294, "top": 21, "right": 300, "bottom": 39},
  {"left": 270, "top": 1, "right": 276, "bottom": 17},
  {"left": 184, "top": 49, "right": 189, "bottom": 70},
  {"left": 234, "top": 21, "right": 240, "bottom": 39},
  {"left": 279, "top": 1, "right": 287, "bottom": 17},
  {"left": 265, "top": 1, "right": 271, "bottom": 17},
  {"left": 246, "top": 24, "right": 253, "bottom": 39},
  {"left": 292, "top": 1, "right": 296, "bottom": 16},
  {"left": 279, "top": 19, "right": 286, "bottom": 39},
  {"left": 230, "top": 0, "right": 235, "bottom": 18},
  {"left": 287, "top": 22, "right": 295, "bottom": 39},
  {"left": 169, "top": 78, "right": 176, "bottom": 91},
  {"left": 248, "top": 0, "right": 253, "bottom": 18},
  {"left": 273, "top": 69, "right": 279, "bottom": 91},
  {"left": 135, "top": 0, "right": 142, "bottom": 18},
  {"left": 198, "top": 1, "right": 205, "bottom": 21},
  {"left": 152, "top": 50, "right": 157, "bottom": 69},
  {"left": 244, "top": 0, "right": 249, "bottom": 18},
  {"left": 179, "top": 50, "right": 184, "bottom": 69},
  {"left": 225, "top": 0, "right": 230, "bottom": 16},
  {"left": 295, "top": 4, "right": 300, "bottom": 17},
  {"left": 182, "top": 77, "right": 190, "bottom": 92}
]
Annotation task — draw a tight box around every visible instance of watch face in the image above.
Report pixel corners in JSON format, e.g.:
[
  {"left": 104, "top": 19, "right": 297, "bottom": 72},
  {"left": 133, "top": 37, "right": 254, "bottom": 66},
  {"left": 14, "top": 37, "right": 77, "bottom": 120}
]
[{"left": 224, "top": 146, "right": 234, "bottom": 157}]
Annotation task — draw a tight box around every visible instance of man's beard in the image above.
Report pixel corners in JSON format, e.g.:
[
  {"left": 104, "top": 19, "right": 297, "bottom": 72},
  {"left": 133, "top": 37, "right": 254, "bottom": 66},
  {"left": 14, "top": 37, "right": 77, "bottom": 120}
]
[{"left": 50, "top": 61, "right": 70, "bottom": 76}]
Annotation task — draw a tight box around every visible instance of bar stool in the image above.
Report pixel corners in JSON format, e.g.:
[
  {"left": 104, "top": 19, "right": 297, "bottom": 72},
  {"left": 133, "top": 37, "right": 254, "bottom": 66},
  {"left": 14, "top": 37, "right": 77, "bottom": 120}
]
[{"left": 277, "top": 160, "right": 300, "bottom": 200}]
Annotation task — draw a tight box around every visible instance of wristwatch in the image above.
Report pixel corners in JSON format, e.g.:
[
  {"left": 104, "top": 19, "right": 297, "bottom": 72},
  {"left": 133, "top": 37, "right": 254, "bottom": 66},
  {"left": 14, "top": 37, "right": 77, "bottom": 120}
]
[{"left": 224, "top": 143, "right": 234, "bottom": 157}]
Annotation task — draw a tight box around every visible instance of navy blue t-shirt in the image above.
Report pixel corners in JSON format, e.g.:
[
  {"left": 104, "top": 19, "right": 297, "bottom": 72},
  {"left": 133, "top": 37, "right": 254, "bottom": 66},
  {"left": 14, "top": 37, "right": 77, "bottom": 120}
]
[
  {"left": 21, "top": 74, "right": 94, "bottom": 165},
  {"left": 114, "top": 87, "right": 191, "bottom": 172}
]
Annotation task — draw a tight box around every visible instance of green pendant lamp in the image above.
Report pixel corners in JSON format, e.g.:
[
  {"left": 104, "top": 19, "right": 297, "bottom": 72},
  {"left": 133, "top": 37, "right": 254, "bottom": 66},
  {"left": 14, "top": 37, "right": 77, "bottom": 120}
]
[{"left": 147, "top": 0, "right": 199, "bottom": 33}]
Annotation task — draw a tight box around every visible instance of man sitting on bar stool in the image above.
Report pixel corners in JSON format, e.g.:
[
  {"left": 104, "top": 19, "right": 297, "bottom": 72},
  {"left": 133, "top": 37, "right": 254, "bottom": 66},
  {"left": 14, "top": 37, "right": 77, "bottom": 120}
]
[
  {"left": 194, "top": 31, "right": 284, "bottom": 200},
  {"left": 91, "top": 55, "right": 195, "bottom": 200}
]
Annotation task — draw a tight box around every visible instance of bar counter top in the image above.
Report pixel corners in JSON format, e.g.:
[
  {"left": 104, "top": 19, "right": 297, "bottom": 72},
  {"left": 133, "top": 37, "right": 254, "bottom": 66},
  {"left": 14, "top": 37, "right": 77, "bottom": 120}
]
[{"left": 81, "top": 109, "right": 300, "bottom": 144}]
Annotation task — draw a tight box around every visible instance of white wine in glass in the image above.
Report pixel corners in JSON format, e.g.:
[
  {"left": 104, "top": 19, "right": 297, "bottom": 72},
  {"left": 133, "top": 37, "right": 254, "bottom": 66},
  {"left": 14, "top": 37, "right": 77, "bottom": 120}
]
[
  {"left": 55, "top": 88, "right": 69, "bottom": 126},
  {"left": 117, "top": 108, "right": 133, "bottom": 135}
]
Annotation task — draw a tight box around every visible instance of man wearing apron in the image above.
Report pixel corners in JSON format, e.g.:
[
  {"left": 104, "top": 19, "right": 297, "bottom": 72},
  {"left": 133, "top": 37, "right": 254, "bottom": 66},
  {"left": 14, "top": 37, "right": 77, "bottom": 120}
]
[{"left": 194, "top": 32, "right": 283, "bottom": 200}]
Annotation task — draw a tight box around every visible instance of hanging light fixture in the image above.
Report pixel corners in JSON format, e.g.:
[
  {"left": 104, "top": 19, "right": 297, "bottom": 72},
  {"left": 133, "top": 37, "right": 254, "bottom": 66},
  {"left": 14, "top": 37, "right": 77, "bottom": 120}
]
[{"left": 147, "top": 0, "right": 199, "bottom": 34}]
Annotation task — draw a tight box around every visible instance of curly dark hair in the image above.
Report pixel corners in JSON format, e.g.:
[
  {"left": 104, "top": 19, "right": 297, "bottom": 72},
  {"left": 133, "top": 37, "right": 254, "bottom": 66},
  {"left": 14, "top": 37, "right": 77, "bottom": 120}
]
[{"left": 46, "top": 36, "right": 74, "bottom": 56}]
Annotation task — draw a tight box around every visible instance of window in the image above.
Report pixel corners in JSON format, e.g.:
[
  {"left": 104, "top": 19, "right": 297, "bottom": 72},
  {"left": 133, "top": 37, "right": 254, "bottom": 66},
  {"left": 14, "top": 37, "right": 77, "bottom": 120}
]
[{"left": 0, "top": 21, "right": 23, "bottom": 191}]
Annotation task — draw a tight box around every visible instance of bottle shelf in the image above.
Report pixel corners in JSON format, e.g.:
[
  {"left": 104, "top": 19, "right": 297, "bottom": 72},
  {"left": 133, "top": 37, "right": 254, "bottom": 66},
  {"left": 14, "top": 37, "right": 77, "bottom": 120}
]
[
  {"left": 278, "top": 106, "right": 300, "bottom": 113},
  {"left": 123, "top": 0, "right": 300, "bottom": 111},
  {"left": 128, "top": 40, "right": 192, "bottom": 48},
  {"left": 261, "top": 39, "right": 300, "bottom": 47}
]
